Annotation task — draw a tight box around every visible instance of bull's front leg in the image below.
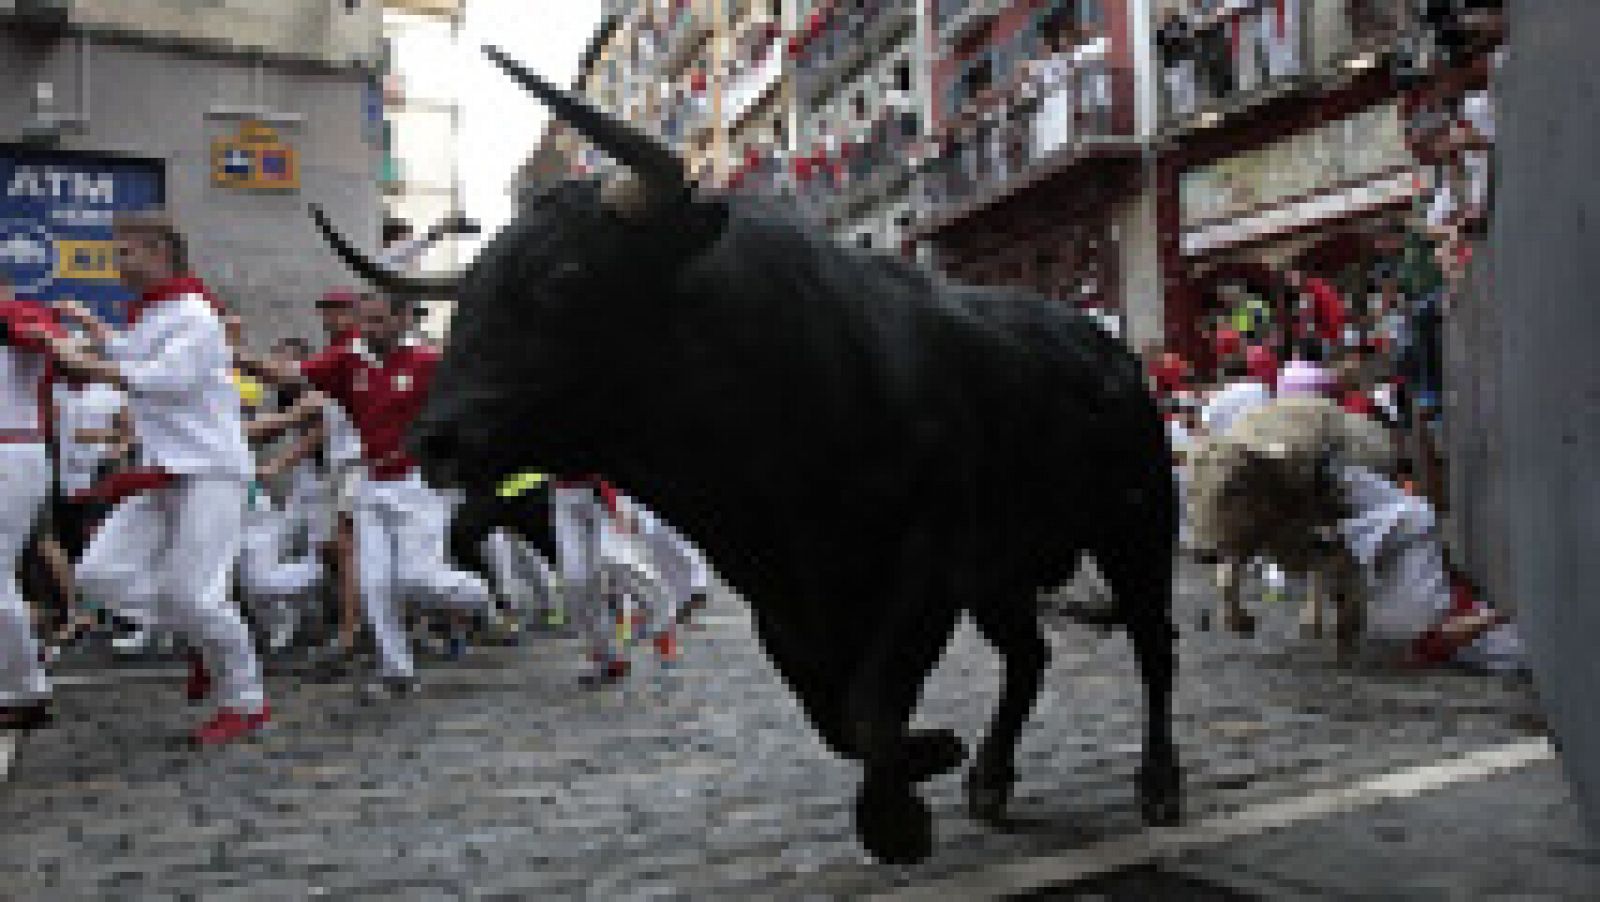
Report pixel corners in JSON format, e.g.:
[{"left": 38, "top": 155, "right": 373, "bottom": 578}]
[
  {"left": 1331, "top": 558, "right": 1366, "bottom": 665},
  {"left": 1214, "top": 559, "right": 1256, "bottom": 636},
  {"left": 844, "top": 527, "right": 965, "bottom": 866}
]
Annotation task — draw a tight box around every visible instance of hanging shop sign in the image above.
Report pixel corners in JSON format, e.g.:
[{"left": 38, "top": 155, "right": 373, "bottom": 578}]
[
  {"left": 0, "top": 148, "right": 164, "bottom": 323},
  {"left": 212, "top": 120, "right": 300, "bottom": 192},
  {"left": 1180, "top": 102, "right": 1416, "bottom": 254}
]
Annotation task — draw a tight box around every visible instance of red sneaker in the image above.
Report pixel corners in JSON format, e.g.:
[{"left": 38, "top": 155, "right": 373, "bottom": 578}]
[
  {"left": 192, "top": 705, "right": 271, "bottom": 746},
  {"left": 185, "top": 653, "right": 213, "bottom": 703}
]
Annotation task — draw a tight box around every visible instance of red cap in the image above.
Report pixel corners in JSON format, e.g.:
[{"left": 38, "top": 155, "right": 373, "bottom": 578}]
[{"left": 1213, "top": 327, "right": 1242, "bottom": 358}]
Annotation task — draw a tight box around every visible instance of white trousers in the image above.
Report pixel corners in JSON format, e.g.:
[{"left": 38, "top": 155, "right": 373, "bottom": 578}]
[
  {"left": 631, "top": 507, "right": 705, "bottom": 628},
  {"left": 485, "top": 529, "right": 559, "bottom": 619},
  {"left": 552, "top": 485, "right": 617, "bottom": 662},
  {"left": 0, "top": 444, "right": 52, "bottom": 705},
  {"left": 354, "top": 473, "right": 491, "bottom": 678},
  {"left": 77, "top": 478, "right": 264, "bottom": 709},
  {"left": 240, "top": 495, "right": 325, "bottom": 601}
]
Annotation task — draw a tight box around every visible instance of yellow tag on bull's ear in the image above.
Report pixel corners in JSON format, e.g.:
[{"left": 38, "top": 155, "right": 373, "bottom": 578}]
[{"left": 497, "top": 471, "right": 549, "bottom": 498}]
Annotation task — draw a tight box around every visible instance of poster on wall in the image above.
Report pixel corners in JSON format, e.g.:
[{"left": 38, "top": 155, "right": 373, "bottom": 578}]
[{"left": 0, "top": 148, "right": 165, "bottom": 324}]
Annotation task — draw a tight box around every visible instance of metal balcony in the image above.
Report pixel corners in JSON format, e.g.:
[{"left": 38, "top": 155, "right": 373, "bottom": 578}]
[
  {"left": 1157, "top": 0, "right": 1407, "bottom": 134},
  {"left": 658, "top": 8, "right": 712, "bottom": 80},
  {"left": 935, "top": 0, "right": 1005, "bottom": 48},
  {"left": 794, "top": 1, "right": 915, "bottom": 111}
]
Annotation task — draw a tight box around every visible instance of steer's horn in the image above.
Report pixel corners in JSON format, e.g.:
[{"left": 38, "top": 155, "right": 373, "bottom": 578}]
[
  {"left": 308, "top": 205, "right": 461, "bottom": 298},
  {"left": 483, "top": 44, "right": 685, "bottom": 200}
]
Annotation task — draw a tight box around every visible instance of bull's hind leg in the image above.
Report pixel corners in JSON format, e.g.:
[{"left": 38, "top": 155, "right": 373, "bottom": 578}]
[
  {"left": 965, "top": 602, "right": 1049, "bottom": 823},
  {"left": 1096, "top": 545, "right": 1182, "bottom": 827}
]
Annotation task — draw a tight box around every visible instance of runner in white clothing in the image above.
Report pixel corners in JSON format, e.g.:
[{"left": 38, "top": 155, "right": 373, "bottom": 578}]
[
  {"left": 45, "top": 211, "right": 270, "bottom": 745},
  {"left": 0, "top": 274, "right": 67, "bottom": 730}
]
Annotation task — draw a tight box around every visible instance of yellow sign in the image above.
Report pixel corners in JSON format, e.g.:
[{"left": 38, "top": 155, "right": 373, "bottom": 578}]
[
  {"left": 212, "top": 121, "right": 300, "bottom": 191},
  {"left": 54, "top": 239, "right": 120, "bottom": 281}
]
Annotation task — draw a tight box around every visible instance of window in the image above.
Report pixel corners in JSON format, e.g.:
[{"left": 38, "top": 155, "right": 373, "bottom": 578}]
[
  {"left": 893, "top": 60, "right": 913, "bottom": 93},
  {"left": 857, "top": 233, "right": 874, "bottom": 249}
]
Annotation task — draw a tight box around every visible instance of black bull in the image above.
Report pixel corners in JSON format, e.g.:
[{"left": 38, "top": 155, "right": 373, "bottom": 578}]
[{"left": 312, "top": 47, "right": 1181, "bottom": 866}]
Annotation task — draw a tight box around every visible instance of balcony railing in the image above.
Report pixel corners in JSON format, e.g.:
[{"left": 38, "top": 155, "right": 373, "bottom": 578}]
[
  {"left": 934, "top": 0, "right": 1005, "bottom": 46},
  {"left": 724, "top": 147, "right": 792, "bottom": 200},
  {"left": 658, "top": 90, "right": 711, "bottom": 147},
  {"left": 1156, "top": 0, "right": 1406, "bottom": 128},
  {"left": 919, "top": 59, "right": 1134, "bottom": 225},
  {"left": 657, "top": 3, "right": 712, "bottom": 79},
  {"left": 792, "top": 0, "right": 914, "bottom": 109},
  {"left": 723, "top": 46, "right": 785, "bottom": 130},
  {"left": 820, "top": 108, "right": 923, "bottom": 224}
]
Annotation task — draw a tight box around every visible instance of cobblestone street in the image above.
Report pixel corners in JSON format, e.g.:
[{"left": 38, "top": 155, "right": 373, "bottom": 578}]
[{"left": 0, "top": 560, "right": 1579, "bottom": 899}]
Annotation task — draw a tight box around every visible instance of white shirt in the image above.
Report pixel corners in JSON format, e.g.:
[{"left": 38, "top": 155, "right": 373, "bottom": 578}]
[
  {"left": 55, "top": 383, "right": 125, "bottom": 494},
  {"left": 0, "top": 337, "right": 50, "bottom": 433},
  {"left": 1200, "top": 378, "right": 1272, "bottom": 437},
  {"left": 103, "top": 293, "right": 253, "bottom": 479}
]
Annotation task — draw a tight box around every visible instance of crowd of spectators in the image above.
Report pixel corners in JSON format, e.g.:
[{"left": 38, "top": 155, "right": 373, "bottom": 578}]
[
  {"left": 1155, "top": 0, "right": 1403, "bottom": 121},
  {"left": 1149, "top": 1, "right": 1503, "bottom": 617},
  {"left": 920, "top": 13, "right": 1119, "bottom": 214}
]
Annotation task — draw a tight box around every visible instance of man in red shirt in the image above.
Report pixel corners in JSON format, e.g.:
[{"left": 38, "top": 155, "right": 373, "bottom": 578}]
[
  {"left": 1285, "top": 269, "right": 1347, "bottom": 354},
  {"left": 296, "top": 293, "right": 491, "bottom": 697},
  {"left": 0, "top": 272, "right": 66, "bottom": 729}
]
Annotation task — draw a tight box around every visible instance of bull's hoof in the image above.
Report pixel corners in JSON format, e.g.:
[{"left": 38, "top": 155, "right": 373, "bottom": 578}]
[
  {"left": 904, "top": 730, "right": 966, "bottom": 783},
  {"left": 964, "top": 760, "right": 1016, "bottom": 824},
  {"left": 1137, "top": 761, "right": 1183, "bottom": 828},
  {"left": 855, "top": 780, "right": 933, "bottom": 866}
]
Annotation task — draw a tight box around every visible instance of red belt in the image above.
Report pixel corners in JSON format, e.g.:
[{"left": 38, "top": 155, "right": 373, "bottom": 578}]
[{"left": 0, "top": 429, "right": 43, "bottom": 444}]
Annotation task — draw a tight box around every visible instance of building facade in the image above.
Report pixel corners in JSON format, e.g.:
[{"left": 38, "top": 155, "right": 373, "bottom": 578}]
[
  {"left": 379, "top": 0, "right": 464, "bottom": 339},
  {"left": 0, "top": 0, "right": 384, "bottom": 347}
]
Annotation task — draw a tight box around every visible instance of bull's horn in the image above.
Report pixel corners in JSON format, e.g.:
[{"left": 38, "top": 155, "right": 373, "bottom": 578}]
[
  {"left": 308, "top": 205, "right": 461, "bottom": 298},
  {"left": 482, "top": 44, "right": 685, "bottom": 198}
]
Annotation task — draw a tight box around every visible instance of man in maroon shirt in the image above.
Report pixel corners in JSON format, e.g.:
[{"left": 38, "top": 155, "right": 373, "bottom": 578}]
[
  {"left": 296, "top": 293, "right": 491, "bottom": 697},
  {"left": 246, "top": 292, "right": 486, "bottom": 694}
]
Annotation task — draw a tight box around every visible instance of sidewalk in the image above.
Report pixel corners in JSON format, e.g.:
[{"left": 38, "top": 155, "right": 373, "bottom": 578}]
[{"left": 1013, "top": 752, "right": 1600, "bottom": 900}]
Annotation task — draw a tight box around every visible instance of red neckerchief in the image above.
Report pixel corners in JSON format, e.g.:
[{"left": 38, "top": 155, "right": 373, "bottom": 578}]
[{"left": 126, "top": 275, "right": 225, "bottom": 326}]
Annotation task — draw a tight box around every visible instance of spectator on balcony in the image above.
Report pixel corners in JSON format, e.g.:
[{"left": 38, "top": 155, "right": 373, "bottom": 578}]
[
  {"left": 1192, "top": 2, "right": 1235, "bottom": 105},
  {"left": 1261, "top": 0, "right": 1302, "bottom": 81},
  {"left": 1073, "top": 21, "right": 1114, "bottom": 134},
  {"left": 1029, "top": 27, "right": 1076, "bottom": 158},
  {"left": 1157, "top": 3, "right": 1199, "bottom": 118}
]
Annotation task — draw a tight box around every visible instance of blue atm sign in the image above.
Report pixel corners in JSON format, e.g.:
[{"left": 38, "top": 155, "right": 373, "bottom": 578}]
[{"left": 0, "top": 149, "right": 164, "bottom": 324}]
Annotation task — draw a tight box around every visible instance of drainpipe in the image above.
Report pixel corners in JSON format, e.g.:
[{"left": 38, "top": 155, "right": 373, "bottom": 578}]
[{"left": 76, "top": 30, "right": 90, "bottom": 127}]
